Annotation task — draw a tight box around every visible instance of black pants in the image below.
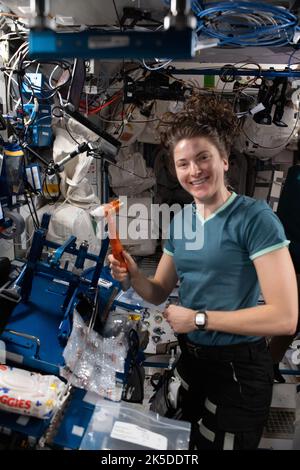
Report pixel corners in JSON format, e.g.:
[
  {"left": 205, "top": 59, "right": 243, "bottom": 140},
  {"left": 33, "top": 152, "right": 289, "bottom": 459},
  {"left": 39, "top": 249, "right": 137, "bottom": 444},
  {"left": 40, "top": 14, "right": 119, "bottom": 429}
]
[{"left": 175, "top": 337, "right": 274, "bottom": 450}]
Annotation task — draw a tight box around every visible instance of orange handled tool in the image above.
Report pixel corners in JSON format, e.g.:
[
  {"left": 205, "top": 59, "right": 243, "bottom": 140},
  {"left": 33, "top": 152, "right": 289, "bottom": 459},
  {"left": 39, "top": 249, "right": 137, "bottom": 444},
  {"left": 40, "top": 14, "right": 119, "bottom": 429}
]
[
  {"left": 105, "top": 201, "right": 131, "bottom": 291},
  {"left": 105, "top": 200, "right": 127, "bottom": 270},
  {"left": 109, "top": 236, "right": 127, "bottom": 269}
]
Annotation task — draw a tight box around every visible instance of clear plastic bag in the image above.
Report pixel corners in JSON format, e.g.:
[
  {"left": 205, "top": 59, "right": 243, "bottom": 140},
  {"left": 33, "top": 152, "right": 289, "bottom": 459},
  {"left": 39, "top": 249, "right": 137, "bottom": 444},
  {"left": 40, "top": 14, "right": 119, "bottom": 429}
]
[
  {"left": 62, "top": 310, "right": 128, "bottom": 401},
  {"left": 80, "top": 397, "right": 191, "bottom": 450}
]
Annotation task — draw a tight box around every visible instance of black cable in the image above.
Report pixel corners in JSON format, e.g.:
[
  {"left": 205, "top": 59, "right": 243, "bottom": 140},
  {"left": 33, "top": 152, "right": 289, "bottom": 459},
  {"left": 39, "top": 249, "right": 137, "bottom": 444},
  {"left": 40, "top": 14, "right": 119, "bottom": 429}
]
[
  {"left": 21, "top": 148, "right": 40, "bottom": 227},
  {"left": 64, "top": 121, "right": 80, "bottom": 145},
  {"left": 25, "top": 59, "right": 73, "bottom": 69},
  {"left": 16, "top": 71, "right": 26, "bottom": 142},
  {"left": 4, "top": 69, "right": 10, "bottom": 122},
  {"left": 28, "top": 191, "right": 40, "bottom": 228},
  {"left": 92, "top": 155, "right": 151, "bottom": 180},
  {"left": 112, "top": 0, "right": 122, "bottom": 31},
  {"left": 23, "top": 192, "right": 38, "bottom": 230},
  {"left": 117, "top": 93, "right": 126, "bottom": 139},
  {"left": 122, "top": 329, "right": 144, "bottom": 404}
]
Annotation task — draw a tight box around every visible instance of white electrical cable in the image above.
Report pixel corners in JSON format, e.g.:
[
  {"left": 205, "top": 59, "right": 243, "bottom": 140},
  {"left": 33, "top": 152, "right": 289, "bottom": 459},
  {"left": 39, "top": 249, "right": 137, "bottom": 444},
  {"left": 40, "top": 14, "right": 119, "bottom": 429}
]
[
  {"left": 7, "top": 42, "right": 28, "bottom": 113},
  {"left": 48, "top": 65, "right": 59, "bottom": 89},
  {"left": 2, "top": 70, "right": 20, "bottom": 107},
  {"left": 7, "top": 40, "right": 28, "bottom": 67},
  {"left": 142, "top": 58, "right": 173, "bottom": 71},
  {"left": 0, "top": 31, "right": 29, "bottom": 43}
]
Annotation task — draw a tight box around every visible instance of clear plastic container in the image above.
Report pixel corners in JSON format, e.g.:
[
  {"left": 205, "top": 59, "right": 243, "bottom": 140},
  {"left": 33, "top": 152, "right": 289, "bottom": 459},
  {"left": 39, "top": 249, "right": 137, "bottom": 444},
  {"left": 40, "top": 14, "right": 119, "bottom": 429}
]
[{"left": 3, "top": 143, "right": 24, "bottom": 195}]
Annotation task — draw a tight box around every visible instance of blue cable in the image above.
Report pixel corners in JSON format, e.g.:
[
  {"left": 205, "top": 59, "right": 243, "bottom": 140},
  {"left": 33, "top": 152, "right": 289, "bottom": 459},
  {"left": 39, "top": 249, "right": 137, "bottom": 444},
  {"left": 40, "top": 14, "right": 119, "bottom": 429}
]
[
  {"left": 194, "top": 2, "right": 297, "bottom": 21},
  {"left": 193, "top": 1, "right": 297, "bottom": 47},
  {"left": 162, "top": 1, "right": 297, "bottom": 23},
  {"left": 197, "top": 21, "right": 294, "bottom": 46},
  {"left": 160, "top": 1, "right": 298, "bottom": 47},
  {"left": 199, "top": 24, "right": 294, "bottom": 46},
  {"left": 191, "top": 0, "right": 204, "bottom": 15}
]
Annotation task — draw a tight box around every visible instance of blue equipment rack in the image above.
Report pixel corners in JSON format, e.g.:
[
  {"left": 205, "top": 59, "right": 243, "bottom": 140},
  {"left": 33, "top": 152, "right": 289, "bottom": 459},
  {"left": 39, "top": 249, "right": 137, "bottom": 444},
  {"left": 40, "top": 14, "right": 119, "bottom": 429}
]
[{"left": 0, "top": 213, "right": 142, "bottom": 449}]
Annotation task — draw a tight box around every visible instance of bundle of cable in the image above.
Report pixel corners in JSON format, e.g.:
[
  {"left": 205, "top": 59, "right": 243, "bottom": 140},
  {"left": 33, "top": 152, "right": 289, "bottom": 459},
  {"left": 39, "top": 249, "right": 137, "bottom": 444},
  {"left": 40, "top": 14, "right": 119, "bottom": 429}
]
[{"left": 0, "top": 365, "right": 66, "bottom": 419}]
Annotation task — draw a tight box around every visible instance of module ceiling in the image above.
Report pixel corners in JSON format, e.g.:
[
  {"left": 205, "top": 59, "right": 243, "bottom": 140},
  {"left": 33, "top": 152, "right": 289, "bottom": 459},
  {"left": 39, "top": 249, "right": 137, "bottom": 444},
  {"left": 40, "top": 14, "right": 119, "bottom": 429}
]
[{"left": 1, "top": 0, "right": 165, "bottom": 27}]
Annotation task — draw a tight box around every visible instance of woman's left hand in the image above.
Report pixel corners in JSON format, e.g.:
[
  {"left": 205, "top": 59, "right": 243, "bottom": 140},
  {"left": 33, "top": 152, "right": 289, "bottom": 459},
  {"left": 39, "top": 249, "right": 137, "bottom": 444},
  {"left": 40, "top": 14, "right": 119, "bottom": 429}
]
[{"left": 163, "top": 305, "right": 196, "bottom": 333}]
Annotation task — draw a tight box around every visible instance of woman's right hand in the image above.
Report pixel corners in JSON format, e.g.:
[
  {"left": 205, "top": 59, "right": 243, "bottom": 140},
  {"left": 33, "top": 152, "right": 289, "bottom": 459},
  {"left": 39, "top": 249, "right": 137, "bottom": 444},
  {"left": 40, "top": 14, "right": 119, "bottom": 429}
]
[{"left": 108, "top": 250, "right": 139, "bottom": 282}]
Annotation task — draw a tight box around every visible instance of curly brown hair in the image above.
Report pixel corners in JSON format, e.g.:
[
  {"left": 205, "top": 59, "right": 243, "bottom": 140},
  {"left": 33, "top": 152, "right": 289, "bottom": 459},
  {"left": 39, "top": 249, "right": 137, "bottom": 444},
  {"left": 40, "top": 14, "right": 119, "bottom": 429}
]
[{"left": 160, "top": 94, "right": 241, "bottom": 174}]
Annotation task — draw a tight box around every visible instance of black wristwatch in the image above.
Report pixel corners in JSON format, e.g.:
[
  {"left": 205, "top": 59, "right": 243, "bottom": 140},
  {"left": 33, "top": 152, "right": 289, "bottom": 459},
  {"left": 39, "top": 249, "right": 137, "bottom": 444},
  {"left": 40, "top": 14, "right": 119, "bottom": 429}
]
[{"left": 194, "top": 310, "right": 207, "bottom": 330}]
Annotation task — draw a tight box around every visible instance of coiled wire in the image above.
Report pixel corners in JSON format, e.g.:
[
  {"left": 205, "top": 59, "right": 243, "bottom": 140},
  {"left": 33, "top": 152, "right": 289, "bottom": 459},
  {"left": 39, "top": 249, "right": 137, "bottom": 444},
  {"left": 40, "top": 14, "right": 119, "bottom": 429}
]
[
  {"left": 192, "top": 1, "right": 298, "bottom": 46},
  {"left": 162, "top": 1, "right": 299, "bottom": 47}
]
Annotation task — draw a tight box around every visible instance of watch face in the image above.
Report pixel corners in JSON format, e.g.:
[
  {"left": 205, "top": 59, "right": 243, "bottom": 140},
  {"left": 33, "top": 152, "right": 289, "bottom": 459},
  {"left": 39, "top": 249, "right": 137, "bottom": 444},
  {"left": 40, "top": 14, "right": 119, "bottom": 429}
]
[{"left": 195, "top": 313, "right": 205, "bottom": 326}]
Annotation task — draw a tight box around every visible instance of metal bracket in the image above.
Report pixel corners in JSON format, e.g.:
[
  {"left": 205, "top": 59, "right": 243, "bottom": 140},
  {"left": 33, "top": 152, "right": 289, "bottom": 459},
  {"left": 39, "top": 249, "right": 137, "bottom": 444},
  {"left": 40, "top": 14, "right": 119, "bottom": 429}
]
[
  {"left": 3, "top": 329, "right": 41, "bottom": 359},
  {"left": 49, "top": 235, "right": 77, "bottom": 268}
]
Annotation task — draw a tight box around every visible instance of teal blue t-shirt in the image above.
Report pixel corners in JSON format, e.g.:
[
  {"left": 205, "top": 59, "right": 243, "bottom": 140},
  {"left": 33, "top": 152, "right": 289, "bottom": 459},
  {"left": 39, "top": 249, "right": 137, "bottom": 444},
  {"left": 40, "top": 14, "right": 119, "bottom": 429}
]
[{"left": 163, "top": 193, "right": 289, "bottom": 346}]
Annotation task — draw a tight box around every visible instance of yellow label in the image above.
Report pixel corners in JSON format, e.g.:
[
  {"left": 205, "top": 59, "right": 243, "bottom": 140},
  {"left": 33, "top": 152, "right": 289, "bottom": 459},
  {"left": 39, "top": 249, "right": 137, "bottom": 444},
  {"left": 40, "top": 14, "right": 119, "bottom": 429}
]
[{"left": 128, "top": 314, "right": 141, "bottom": 321}]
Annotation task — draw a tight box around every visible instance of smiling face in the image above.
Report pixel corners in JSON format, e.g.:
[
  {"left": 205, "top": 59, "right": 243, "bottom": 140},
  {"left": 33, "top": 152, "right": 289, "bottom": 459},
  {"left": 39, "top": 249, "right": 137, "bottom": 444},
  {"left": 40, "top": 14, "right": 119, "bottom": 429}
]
[{"left": 173, "top": 137, "right": 229, "bottom": 206}]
